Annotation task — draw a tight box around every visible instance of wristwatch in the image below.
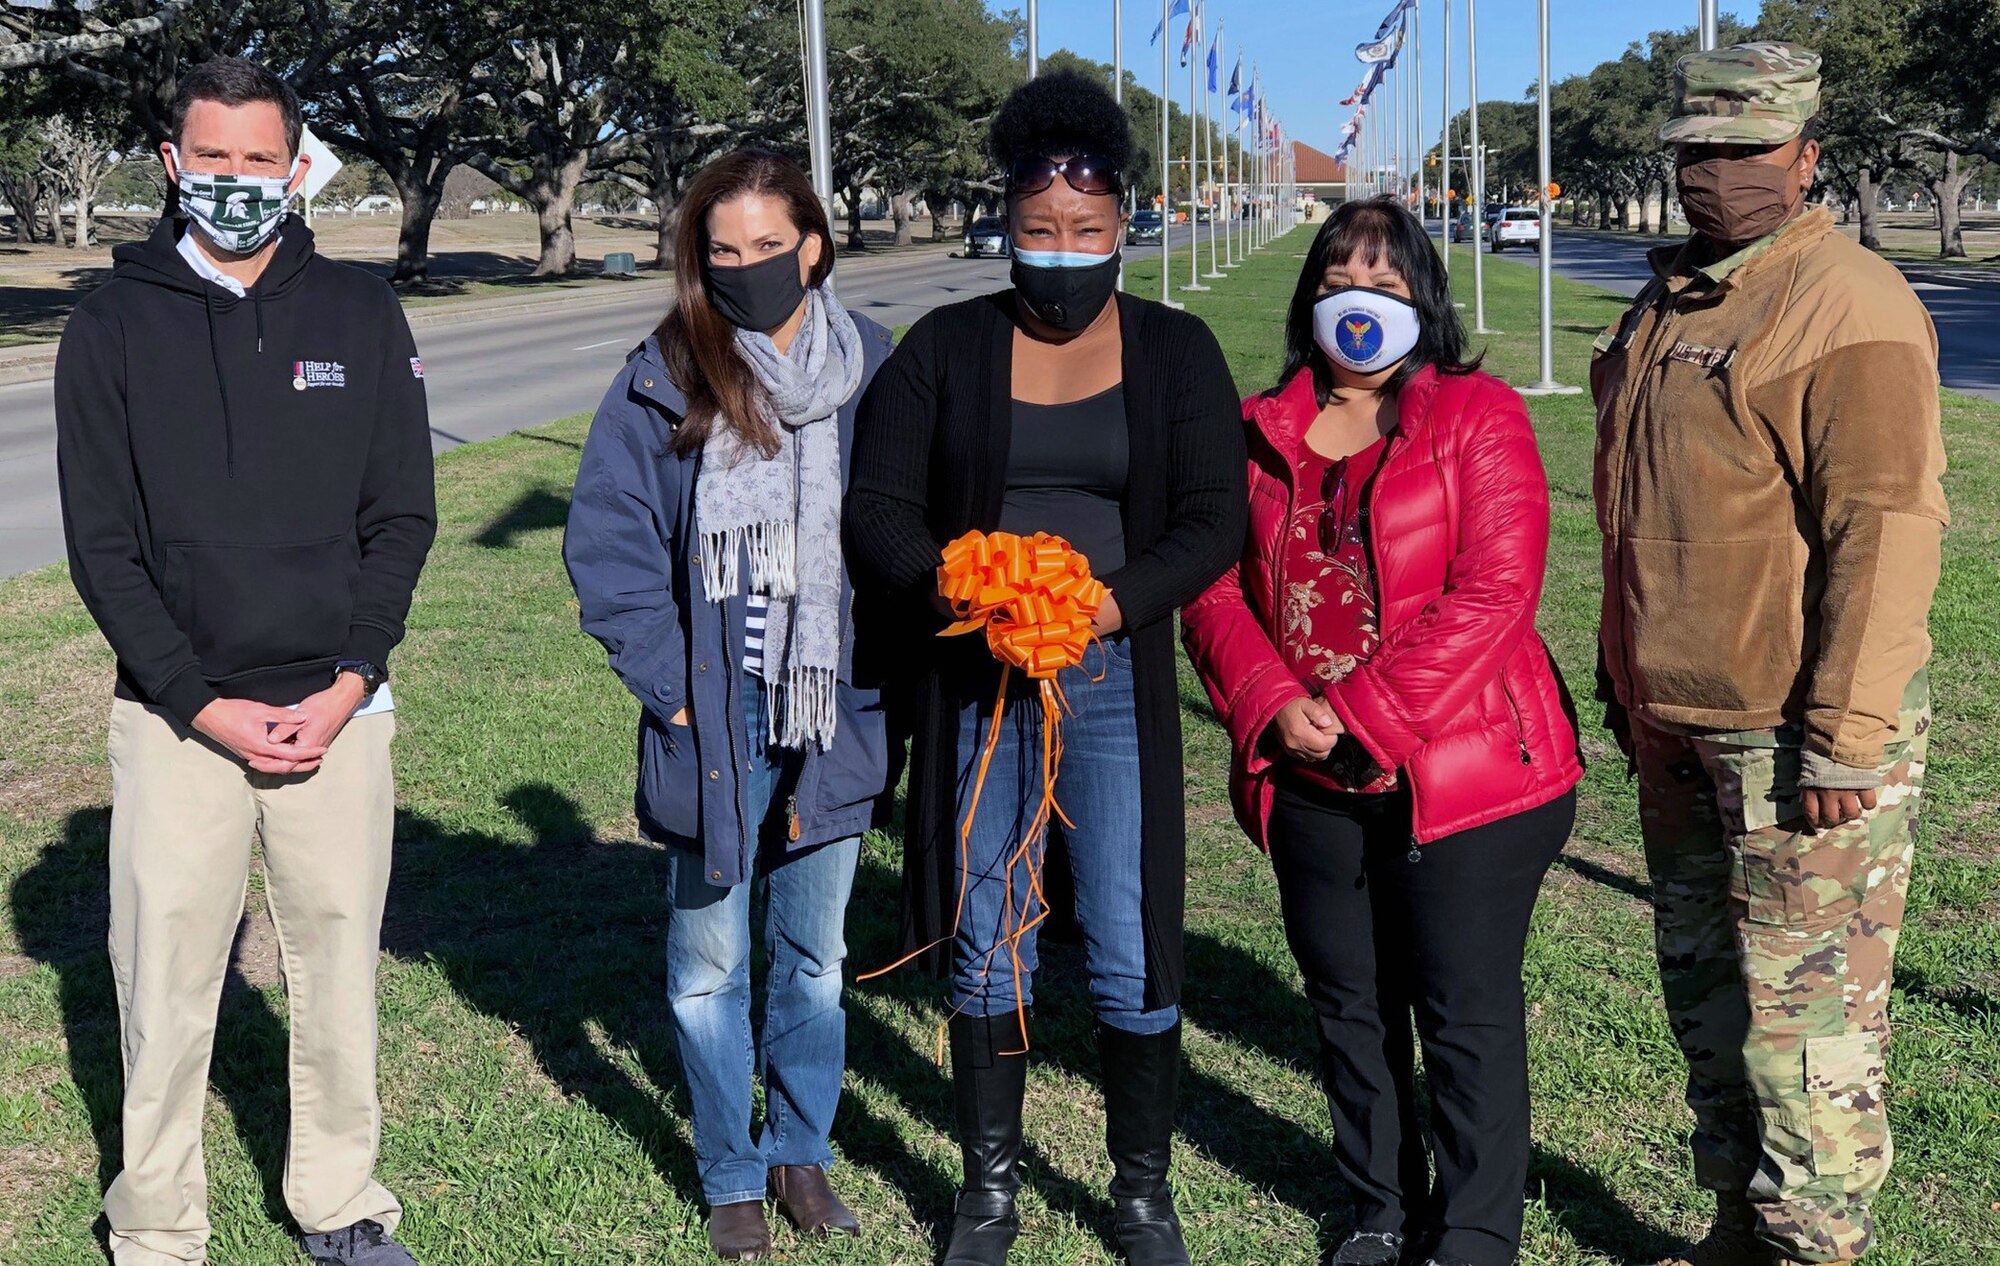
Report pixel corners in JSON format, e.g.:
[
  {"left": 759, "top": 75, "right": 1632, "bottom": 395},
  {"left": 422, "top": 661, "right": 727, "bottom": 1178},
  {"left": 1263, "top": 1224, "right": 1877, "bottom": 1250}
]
[{"left": 333, "top": 659, "right": 386, "bottom": 693}]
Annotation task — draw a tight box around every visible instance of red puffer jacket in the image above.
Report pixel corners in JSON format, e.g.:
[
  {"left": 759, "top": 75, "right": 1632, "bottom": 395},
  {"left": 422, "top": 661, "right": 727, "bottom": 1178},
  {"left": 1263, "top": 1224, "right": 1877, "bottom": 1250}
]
[{"left": 1182, "top": 363, "right": 1582, "bottom": 848}]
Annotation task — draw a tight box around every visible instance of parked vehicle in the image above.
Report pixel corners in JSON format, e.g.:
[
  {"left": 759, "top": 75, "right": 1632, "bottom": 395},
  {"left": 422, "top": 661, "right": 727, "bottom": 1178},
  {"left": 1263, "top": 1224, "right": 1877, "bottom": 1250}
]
[
  {"left": 963, "top": 215, "right": 1009, "bottom": 258},
  {"left": 1490, "top": 207, "right": 1542, "bottom": 252},
  {"left": 1126, "top": 208, "right": 1165, "bottom": 245}
]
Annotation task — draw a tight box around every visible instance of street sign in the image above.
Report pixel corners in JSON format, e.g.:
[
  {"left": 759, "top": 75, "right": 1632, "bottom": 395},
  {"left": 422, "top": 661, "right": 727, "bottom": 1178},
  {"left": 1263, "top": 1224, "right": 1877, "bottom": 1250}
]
[{"left": 297, "top": 125, "right": 343, "bottom": 202}]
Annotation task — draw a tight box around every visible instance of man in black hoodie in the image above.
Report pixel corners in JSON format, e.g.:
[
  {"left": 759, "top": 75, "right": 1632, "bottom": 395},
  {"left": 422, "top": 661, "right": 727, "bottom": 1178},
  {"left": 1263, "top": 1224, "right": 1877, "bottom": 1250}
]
[{"left": 54, "top": 57, "right": 434, "bottom": 1266}]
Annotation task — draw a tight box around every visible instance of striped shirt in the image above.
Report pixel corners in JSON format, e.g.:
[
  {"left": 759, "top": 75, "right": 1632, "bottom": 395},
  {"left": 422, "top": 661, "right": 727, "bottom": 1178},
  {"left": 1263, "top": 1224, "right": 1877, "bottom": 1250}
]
[{"left": 744, "top": 592, "right": 769, "bottom": 675}]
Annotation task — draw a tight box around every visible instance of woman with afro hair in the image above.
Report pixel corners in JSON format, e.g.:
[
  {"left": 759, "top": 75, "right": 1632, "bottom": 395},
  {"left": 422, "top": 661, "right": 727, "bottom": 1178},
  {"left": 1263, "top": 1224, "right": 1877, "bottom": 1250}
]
[{"left": 848, "top": 69, "right": 1246, "bottom": 1266}]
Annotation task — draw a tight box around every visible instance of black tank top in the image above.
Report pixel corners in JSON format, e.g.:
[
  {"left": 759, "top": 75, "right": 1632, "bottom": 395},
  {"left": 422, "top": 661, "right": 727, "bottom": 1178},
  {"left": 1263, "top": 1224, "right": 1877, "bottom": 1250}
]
[{"left": 999, "top": 383, "right": 1129, "bottom": 573}]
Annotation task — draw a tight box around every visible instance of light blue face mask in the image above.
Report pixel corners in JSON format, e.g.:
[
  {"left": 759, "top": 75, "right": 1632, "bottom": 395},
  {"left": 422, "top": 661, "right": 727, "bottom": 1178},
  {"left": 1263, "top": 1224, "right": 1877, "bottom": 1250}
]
[{"left": 1011, "top": 244, "right": 1119, "bottom": 269}]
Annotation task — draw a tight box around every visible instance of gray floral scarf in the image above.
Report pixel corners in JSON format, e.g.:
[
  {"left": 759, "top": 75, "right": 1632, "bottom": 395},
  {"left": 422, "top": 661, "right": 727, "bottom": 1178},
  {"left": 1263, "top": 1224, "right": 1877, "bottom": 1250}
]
[{"left": 695, "top": 286, "right": 862, "bottom": 749}]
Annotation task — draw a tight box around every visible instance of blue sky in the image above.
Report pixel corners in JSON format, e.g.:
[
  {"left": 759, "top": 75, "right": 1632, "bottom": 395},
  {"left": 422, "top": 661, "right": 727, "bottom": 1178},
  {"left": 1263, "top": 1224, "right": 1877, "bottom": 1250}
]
[{"left": 994, "top": 1, "right": 1760, "bottom": 156}]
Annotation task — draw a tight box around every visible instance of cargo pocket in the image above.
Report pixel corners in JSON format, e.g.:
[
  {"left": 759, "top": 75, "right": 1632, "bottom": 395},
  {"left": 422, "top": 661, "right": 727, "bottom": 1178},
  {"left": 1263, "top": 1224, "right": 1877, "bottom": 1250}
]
[{"left": 1803, "top": 1032, "right": 1889, "bottom": 1178}]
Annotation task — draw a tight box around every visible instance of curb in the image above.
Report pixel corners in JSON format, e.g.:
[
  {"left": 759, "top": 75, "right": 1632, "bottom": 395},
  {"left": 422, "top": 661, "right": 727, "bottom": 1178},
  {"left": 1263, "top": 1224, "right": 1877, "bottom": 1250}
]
[
  {"left": 0, "top": 350, "right": 59, "bottom": 388},
  {"left": 1901, "top": 267, "right": 2000, "bottom": 292},
  {"left": 0, "top": 242, "right": 959, "bottom": 388}
]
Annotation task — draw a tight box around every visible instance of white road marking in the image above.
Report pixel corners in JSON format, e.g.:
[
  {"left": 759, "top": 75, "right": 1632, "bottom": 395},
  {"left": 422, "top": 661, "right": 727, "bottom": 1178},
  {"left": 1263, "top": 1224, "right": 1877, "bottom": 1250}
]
[{"left": 571, "top": 337, "right": 627, "bottom": 351}]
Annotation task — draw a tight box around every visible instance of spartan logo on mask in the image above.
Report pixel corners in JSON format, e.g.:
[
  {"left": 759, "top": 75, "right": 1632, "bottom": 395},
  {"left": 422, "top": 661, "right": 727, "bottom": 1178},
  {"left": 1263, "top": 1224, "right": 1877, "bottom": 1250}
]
[{"left": 170, "top": 144, "right": 297, "bottom": 255}]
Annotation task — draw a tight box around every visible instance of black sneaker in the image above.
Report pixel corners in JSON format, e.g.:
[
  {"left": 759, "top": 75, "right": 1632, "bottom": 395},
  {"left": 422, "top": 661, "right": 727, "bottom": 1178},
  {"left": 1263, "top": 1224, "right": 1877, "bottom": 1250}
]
[
  {"left": 1330, "top": 1230, "right": 1404, "bottom": 1266},
  {"left": 300, "top": 1220, "right": 417, "bottom": 1265}
]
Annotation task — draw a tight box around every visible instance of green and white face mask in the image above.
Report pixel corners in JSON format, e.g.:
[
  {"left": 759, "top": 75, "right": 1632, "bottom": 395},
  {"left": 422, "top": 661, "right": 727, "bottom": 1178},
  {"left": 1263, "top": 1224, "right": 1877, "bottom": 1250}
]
[{"left": 170, "top": 144, "right": 297, "bottom": 255}]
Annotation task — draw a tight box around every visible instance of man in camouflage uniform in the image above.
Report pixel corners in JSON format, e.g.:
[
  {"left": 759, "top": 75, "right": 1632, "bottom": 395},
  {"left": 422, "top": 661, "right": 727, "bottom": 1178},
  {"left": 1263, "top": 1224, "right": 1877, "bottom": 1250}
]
[{"left": 1590, "top": 43, "right": 1949, "bottom": 1266}]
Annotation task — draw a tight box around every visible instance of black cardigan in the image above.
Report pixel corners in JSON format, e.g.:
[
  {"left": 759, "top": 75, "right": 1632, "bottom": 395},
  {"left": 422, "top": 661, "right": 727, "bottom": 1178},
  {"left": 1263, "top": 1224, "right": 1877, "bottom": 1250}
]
[{"left": 846, "top": 288, "right": 1248, "bottom": 1010}]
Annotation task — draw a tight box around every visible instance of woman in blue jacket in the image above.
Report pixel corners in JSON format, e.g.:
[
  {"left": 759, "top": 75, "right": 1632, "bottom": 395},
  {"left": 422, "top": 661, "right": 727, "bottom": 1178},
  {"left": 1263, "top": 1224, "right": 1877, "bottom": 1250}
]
[{"left": 564, "top": 148, "right": 894, "bottom": 1261}]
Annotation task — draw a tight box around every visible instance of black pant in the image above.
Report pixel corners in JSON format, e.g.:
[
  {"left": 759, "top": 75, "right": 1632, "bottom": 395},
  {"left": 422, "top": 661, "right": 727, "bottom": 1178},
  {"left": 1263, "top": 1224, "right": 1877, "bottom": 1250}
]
[{"left": 1266, "top": 780, "right": 1575, "bottom": 1266}]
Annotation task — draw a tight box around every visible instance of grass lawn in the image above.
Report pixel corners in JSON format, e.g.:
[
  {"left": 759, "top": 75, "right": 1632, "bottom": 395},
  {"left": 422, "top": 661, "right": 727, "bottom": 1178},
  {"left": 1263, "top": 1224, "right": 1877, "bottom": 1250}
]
[{"left": 1, "top": 227, "right": 1995, "bottom": 1265}]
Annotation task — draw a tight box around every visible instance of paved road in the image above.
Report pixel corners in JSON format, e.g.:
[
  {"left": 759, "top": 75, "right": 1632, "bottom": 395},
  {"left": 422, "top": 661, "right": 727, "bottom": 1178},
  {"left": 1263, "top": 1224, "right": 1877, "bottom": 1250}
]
[
  {"left": 0, "top": 247, "right": 1027, "bottom": 578},
  {"left": 1454, "top": 227, "right": 2000, "bottom": 401},
  {"left": 0, "top": 225, "right": 1244, "bottom": 579}
]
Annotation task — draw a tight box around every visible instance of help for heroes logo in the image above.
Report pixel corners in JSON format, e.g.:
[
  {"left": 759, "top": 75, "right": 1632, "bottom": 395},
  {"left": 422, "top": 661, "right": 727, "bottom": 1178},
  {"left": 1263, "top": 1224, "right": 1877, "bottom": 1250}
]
[{"left": 292, "top": 359, "right": 347, "bottom": 391}]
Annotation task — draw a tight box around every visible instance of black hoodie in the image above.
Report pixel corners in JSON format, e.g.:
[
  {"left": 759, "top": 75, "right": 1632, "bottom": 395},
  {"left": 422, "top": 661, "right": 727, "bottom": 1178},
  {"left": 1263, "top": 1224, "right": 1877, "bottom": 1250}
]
[{"left": 55, "top": 213, "right": 436, "bottom": 726}]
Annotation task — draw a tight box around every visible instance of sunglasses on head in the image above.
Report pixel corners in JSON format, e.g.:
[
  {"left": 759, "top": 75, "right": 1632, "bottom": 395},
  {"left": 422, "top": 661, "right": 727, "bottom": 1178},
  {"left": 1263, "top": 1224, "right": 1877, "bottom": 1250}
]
[{"left": 1008, "top": 153, "right": 1122, "bottom": 198}]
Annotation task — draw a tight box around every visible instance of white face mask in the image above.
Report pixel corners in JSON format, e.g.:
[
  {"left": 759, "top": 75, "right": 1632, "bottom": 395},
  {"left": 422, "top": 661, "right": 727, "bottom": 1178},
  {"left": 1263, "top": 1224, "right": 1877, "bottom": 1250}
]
[
  {"left": 1312, "top": 286, "right": 1421, "bottom": 375},
  {"left": 170, "top": 144, "right": 298, "bottom": 255}
]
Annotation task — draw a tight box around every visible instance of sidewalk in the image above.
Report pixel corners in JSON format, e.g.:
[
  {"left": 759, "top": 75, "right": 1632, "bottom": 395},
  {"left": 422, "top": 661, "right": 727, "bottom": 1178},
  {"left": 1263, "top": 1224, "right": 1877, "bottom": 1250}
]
[{"left": 0, "top": 239, "right": 955, "bottom": 387}]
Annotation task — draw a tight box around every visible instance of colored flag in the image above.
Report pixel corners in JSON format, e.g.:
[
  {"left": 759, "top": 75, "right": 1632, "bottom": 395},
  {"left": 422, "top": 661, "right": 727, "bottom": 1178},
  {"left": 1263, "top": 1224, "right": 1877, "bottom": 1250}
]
[
  {"left": 1227, "top": 55, "right": 1241, "bottom": 97},
  {"left": 1356, "top": 26, "right": 1403, "bottom": 65},
  {"left": 1207, "top": 25, "right": 1221, "bottom": 93},
  {"left": 1370, "top": 0, "right": 1416, "bottom": 42},
  {"left": 1180, "top": 2, "right": 1202, "bottom": 68},
  {"left": 1149, "top": 0, "right": 1190, "bottom": 45}
]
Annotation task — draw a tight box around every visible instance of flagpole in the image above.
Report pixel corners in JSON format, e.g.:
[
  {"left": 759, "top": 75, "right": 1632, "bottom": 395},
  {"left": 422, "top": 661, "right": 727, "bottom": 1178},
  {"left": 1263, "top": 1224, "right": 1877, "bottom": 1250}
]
[
  {"left": 1442, "top": 0, "right": 1452, "bottom": 281},
  {"left": 1158, "top": 0, "right": 1181, "bottom": 307},
  {"left": 1468, "top": 0, "right": 1490, "bottom": 334},
  {"left": 1221, "top": 44, "right": 1237, "bottom": 268},
  {"left": 803, "top": 0, "right": 834, "bottom": 289},
  {"left": 1114, "top": 0, "right": 1125, "bottom": 293},
  {"left": 1182, "top": 6, "right": 1208, "bottom": 294},
  {"left": 1203, "top": 27, "right": 1223, "bottom": 279},
  {"left": 1519, "top": 0, "right": 1579, "bottom": 396},
  {"left": 1027, "top": 0, "right": 1039, "bottom": 77}
]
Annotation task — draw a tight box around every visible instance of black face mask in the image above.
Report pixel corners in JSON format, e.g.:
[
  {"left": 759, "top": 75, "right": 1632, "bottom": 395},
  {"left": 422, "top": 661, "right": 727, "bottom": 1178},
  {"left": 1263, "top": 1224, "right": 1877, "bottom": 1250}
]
[
  {"left": 1010, "top": 247, "right": 1122, "bottom": 332},
  {"left": 703, "top": 238, "right": 810, "bottom": 332}
]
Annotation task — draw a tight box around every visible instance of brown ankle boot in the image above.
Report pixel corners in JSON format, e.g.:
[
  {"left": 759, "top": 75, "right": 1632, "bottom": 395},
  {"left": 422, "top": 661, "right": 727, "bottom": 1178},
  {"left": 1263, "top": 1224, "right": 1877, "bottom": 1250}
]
[
  {"left": 706, "top": 1200, "right": 771, "bottom": 1260},
  {"left": 769, "top": 1164, "right": 860, "bottom": 1238},
  {"left": 1654, "top": 1226, "right": 1774, "bottom": 1266}
]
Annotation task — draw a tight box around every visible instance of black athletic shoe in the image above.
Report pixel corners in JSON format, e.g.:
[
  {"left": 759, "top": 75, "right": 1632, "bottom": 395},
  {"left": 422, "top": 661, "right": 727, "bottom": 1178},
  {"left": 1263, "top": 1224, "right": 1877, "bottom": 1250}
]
[
  {"left": 300, "top": 1220, "right": 417, "bottom": 1266},
  {"left": 1328, "top": 1229, "right": 1405, "bottom": 1266}
]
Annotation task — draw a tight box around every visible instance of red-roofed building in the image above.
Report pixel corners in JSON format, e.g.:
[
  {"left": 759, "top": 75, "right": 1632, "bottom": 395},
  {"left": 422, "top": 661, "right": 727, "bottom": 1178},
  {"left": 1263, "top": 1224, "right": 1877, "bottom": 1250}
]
[{"left": 1292, "top": 141, "right": 1349, "bottom": 209}]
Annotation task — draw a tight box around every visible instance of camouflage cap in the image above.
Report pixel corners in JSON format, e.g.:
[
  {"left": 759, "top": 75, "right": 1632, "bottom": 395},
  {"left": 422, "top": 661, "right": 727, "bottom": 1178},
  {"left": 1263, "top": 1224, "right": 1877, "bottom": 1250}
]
[{"left": 1661, "top": 41, "right": 1822, "bottom": 145}]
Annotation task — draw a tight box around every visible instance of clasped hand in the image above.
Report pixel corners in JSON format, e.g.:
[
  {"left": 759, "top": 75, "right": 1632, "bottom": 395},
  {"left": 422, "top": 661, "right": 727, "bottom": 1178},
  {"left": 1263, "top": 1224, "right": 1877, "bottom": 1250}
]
[
  {"left": 1270, "top": 694, "right": 1345, "bottom": 762},
  {"left": 192, "top": 675, "right": 366, "bottom": 774}
]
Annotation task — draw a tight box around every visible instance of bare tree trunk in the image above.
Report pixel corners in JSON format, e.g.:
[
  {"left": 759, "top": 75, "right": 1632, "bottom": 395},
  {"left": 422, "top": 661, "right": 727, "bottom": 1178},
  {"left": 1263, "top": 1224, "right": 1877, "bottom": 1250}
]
[
  {"left": 390, "top": 170, "right": 445, "bottom": 284},
  {"left": 44, "top": 186, "right": 66, "bottom": 248},
  {"left": 71, "top": 181, "right": 95, "bottom": 248},
  {"left": 845, "top": 184, "right": 865, "bottom": 251},
  {"left": 654, "top": 192, "right": 677, "bottom": 269},
  {"left": 890, "top": 190, "right": 912, "bottom": 246},
  {"left": 530, "top": 151, "right": 590, "bottom": 276},
  {"left": 1932, "top": 151, "right": 1968, "bottom": 259},
  {"left": 1857, "top": 167, "right": 1881, "bottom": 251}
]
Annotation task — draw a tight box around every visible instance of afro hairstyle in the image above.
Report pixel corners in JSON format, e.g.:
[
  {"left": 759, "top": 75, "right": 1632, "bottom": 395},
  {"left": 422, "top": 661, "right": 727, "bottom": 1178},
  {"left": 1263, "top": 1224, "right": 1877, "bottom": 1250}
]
[{"left": 988, "top": 68, "right": 1135, "bottom": 182}]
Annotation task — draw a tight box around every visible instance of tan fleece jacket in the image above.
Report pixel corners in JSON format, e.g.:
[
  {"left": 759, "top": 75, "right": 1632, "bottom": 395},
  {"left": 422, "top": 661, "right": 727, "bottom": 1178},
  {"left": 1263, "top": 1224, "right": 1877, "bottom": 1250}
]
[{"left": 1591, "top": 207, "right": 1948, "bottom": 774}]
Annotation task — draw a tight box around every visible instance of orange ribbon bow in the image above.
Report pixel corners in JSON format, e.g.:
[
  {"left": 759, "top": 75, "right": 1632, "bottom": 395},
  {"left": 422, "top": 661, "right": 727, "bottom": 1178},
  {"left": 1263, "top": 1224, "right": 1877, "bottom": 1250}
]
[{"left": 858, "top": 530, "right": 1108, "bottom": 1057}]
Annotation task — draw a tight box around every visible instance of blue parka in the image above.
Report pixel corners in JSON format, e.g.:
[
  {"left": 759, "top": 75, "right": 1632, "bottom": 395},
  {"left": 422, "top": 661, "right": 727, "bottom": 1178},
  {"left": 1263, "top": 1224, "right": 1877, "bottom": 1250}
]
[{"left": 564, "top": 317, "right": 896, "bottom": 886}]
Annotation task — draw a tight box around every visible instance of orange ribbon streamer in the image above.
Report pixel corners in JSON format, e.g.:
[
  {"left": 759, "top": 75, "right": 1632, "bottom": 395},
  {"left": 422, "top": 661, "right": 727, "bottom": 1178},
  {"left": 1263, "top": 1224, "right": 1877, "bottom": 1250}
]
[{"left": 857, "top": 530, "right": 1107, "bottom": 1057}]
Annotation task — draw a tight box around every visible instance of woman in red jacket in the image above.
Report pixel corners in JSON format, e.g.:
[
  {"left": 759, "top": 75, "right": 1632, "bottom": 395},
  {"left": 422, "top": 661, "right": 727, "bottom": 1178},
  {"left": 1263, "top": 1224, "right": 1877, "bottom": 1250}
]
[{"left": 1181, "top": 197, "right": 1582, "bottom": 1266}]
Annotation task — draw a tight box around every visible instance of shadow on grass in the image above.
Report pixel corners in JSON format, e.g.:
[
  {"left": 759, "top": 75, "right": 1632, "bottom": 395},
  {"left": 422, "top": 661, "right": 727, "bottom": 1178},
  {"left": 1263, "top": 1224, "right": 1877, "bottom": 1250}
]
[
  {"left": 9, "top": 791, "right": 1673, "bottom": 1263},
  {"left": 10, "top": 807, "right": 311, "bottom": 1249},
  {"left": 1175, "top": 931, "right": 1679, "bottom": 1262},
  {"left": 472, "top": 487, "right": 572, "bottom": 550}
]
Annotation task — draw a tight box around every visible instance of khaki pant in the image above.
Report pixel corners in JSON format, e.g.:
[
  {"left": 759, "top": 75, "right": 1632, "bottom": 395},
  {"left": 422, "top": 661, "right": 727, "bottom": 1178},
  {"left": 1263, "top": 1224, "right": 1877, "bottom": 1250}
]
[{"left": 103, "top": 698, "right": 401, "bottom": 1264}]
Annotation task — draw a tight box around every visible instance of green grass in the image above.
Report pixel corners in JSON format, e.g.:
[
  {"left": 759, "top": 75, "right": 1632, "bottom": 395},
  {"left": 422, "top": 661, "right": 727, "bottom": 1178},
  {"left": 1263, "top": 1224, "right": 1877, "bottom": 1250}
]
[{"left": 2, "top": 229, "right": 1996, "bottom": 1265}]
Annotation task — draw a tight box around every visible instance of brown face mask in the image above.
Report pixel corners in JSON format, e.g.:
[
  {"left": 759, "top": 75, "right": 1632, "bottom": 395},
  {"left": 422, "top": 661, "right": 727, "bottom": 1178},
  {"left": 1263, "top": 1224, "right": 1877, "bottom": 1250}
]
[{"left": 1676, "top": 146, "right": 1804, "bottom": 246}]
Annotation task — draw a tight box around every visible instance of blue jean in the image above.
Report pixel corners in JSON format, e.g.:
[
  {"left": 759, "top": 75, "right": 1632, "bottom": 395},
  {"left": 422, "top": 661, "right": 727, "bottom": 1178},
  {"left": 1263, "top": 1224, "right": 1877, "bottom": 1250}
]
[
  {"left": 951, "top": 636, "right": 1178, "bottom": 1035},
  {"left": 664, "top": 681, "right": 860, "bottom": 1206}
]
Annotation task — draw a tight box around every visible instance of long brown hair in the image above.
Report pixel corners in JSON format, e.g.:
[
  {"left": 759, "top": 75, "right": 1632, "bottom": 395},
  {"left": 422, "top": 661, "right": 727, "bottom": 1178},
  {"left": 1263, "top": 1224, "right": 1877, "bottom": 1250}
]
[{"left": 659, "top": 148, "right": 836, "bottom": 456}]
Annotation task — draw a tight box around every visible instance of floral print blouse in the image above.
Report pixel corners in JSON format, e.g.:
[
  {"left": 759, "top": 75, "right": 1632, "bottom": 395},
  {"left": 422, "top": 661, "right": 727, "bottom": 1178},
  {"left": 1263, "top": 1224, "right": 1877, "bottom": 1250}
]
[{"left": 1279, "top": 433, "right": 1397, "bottom": 793}]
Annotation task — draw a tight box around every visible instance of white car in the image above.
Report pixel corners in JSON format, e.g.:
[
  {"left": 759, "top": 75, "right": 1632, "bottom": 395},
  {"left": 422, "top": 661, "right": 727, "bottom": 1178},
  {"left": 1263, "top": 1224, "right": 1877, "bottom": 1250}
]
[{"left": 1489, "top": 207, "right": 1542, "bottom": 252}]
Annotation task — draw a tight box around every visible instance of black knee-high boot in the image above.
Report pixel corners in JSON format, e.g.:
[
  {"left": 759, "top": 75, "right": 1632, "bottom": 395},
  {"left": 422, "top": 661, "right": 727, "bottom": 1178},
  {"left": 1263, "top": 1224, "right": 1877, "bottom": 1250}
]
[
  {"left": 1098, "top": 1021, "right": 1190, "bottom": 1266},
  {"left": 944, "top": 1012, "right": 1028, "bottom": 1266}
]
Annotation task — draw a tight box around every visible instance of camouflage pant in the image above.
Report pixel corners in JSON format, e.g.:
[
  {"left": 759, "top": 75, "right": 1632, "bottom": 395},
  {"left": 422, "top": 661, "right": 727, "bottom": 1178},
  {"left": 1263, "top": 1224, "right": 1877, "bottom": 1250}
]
[{"left": 1634, "top": 680, "right": 1927, "bottom": 1263}]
